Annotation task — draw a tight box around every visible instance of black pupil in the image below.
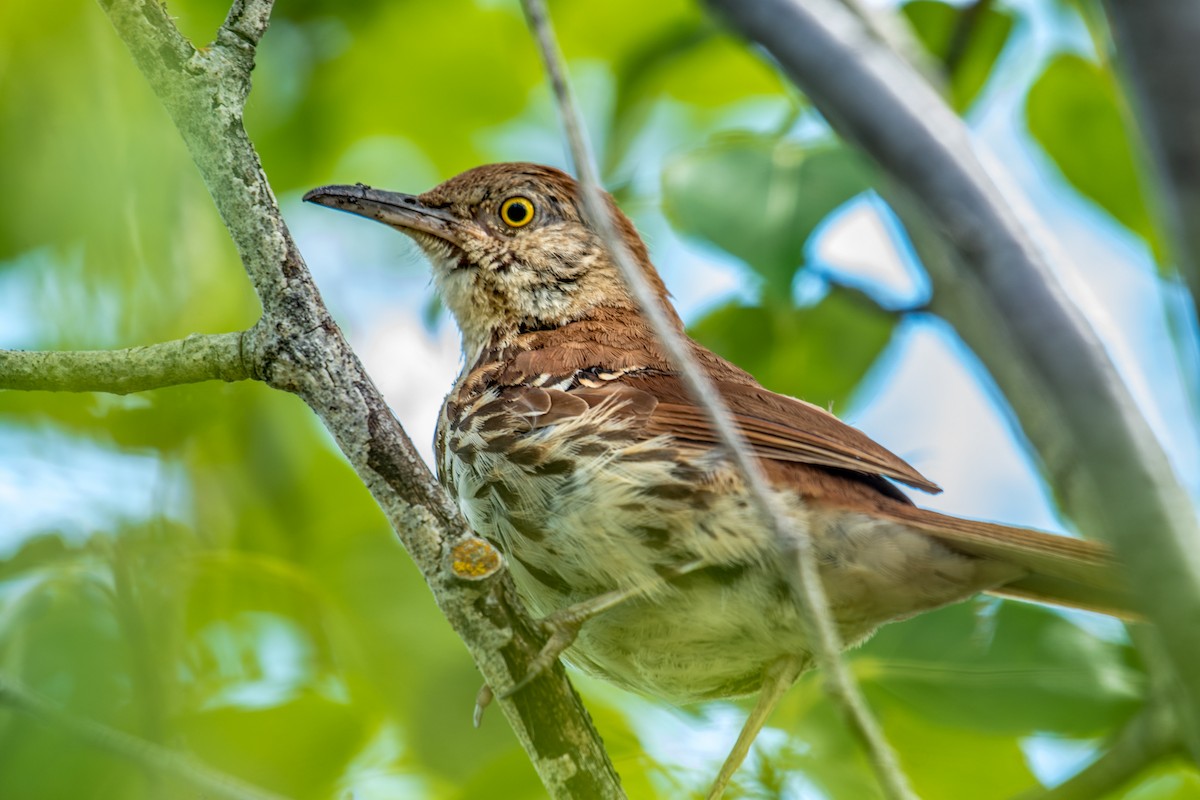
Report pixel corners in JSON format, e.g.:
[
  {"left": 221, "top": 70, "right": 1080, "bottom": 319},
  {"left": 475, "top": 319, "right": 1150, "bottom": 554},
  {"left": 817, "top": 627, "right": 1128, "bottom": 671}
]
[{"left": 506, "top": 202, "right": 528, "bottom": 223}]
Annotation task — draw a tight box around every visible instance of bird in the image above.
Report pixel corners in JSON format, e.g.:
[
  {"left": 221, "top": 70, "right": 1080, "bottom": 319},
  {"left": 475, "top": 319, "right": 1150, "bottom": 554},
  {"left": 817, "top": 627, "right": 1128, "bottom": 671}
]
[{"left": 304, "top": 163, "right": 1129, "bottom": 798}]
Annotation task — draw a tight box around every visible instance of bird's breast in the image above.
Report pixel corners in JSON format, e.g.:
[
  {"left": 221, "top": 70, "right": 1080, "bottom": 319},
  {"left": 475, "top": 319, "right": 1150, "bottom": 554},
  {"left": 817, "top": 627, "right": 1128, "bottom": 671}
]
[{"left": 433, "top": 381, "right": 1014, "bottom": 703}]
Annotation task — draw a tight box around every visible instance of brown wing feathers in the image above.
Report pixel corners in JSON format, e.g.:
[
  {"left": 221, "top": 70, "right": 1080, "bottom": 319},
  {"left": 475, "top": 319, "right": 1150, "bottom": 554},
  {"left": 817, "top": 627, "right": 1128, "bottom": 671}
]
[
  {"left": 493, "top": 349, "right": 1127, "bottom": 617},
  {"left": 613, "top": 371, "right": 1128, "bottom": 618},
  {"left": 626, "top": 374, "right": 942, "bottom": 493}
]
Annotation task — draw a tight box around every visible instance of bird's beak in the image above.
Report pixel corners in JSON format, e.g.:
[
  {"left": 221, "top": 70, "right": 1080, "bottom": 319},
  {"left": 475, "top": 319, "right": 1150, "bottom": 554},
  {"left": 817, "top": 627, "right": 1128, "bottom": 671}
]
[{"left": 303, "top": 184, "right": 458, "bottom": 241}]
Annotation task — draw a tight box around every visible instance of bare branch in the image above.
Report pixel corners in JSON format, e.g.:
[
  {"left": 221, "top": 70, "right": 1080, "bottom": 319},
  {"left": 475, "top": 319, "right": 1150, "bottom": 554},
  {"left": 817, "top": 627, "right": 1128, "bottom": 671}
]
[
  {"left": 520, "top": 2, "right": 916, "bottom": 798},
  {"left": 0, "top": 676, "right": 287, "bottom": 800},
  {"left": 222, "top": 0, "right": 275, "bottom": 50},
  {"left": 91, "top": 1, "right": 624, "bottom": 796},
  {"left": 704, "top": 0, "right": 1200, "bottom": 756},
  {"left": 0, "top": 332, "right": 249, "bottom": 394},
  {"left": 214, "top": 0, "right": 275, "bottom": 105},
  {"left": 1103, "top": 0, "right": 1200, "bottom": 322}
]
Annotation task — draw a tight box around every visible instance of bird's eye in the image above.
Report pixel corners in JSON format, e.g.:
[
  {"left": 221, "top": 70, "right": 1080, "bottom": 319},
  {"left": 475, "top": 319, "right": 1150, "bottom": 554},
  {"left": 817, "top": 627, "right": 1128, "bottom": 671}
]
[{"left": 499, "top": 196, "right": 535, "bottom": 228}]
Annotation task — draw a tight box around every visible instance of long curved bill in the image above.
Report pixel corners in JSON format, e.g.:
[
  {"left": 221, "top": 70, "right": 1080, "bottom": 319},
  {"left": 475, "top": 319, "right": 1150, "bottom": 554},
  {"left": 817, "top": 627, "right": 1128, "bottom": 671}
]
[{"left": 303, "top": 184, "right": 458, "bottom": 239}]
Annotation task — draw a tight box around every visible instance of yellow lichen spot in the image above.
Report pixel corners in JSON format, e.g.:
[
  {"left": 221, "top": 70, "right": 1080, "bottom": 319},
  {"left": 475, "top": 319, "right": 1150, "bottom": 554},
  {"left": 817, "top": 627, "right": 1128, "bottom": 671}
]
[{"left": 449, "top": 537, "right": 503, "bottom": 581}]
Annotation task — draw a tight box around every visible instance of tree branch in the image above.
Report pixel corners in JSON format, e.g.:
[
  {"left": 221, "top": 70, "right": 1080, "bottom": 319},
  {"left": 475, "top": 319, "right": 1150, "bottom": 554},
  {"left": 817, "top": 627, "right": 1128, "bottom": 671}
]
[
  {"left": 0, "top": 676, "right": 286, "bottom": 800},
  {"left": 520, "top": 2, "right": 916, "bottom": 799},
  {"left": 704, "top": 0, "right": 1200, "bottom": 758},
  {"left": 0, "top": 332, "right": 250, "bottom": 394},
  {"left": 1103, "top": 0, "right": 1200, "bottom": 321},
  {"left": 1013, "top": 704, "right": 1179, "bottom": 800},
  {"left": 91, "top": 1, "right": 623, "bottom": 797},
  {"left": 222, "top": 0, "right": 275, "bottom": 49}
]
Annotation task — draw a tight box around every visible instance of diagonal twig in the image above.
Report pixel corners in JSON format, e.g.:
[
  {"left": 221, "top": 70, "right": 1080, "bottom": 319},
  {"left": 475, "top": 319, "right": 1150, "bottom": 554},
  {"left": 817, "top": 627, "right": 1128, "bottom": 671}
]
[{"left": 519, "top": 2, "right": 917, "bottom": 798}]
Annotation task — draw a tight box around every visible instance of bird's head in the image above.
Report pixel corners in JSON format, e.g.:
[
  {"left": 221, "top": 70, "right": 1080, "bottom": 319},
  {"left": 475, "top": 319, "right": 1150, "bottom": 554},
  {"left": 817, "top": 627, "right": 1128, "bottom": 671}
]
[{"left": 304, "top": 163, "right": 673, "bottom": 358}]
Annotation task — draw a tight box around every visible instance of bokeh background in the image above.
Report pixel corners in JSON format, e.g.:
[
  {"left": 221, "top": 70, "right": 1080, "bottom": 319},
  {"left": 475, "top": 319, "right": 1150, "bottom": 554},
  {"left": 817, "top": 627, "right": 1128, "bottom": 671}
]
[{"left": 2, "top": 0, "right": 1198, "bottom": 797}]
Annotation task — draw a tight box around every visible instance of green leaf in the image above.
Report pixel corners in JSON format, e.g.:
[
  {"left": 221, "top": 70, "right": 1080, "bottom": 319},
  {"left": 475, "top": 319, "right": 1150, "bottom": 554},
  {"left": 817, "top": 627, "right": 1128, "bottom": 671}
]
[
  {"left": 881, "top": 700, "right": 1034, "bottom": 799},
  {"left": 858, "top": 601, "right": 1143, "bottom": 735},
  {"left": 1027, "top": 53, "right": 1163, "bottom": 259},
  {"left": 179, "top": 693, "right": 370, "bottom": 799},
  {"left": 663, "top": 136, "right": 875, "bottom": 293},
  {"left": 902, "top": 0, "right": 1015, "bottom": 111},
  {"left": 1124, "top": 760, "right": 1200, "bottom": 800},
  {"left": 689, "top": 287, "right": 896, "bottom": 411}
]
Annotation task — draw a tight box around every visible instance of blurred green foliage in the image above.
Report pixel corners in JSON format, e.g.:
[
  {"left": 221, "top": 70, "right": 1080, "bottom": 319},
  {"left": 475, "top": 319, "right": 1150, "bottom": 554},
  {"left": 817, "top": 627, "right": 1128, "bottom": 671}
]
[
  {"left": 0, "top": 0, "right": 1190, "bottom": 798},
  {"left": 663, "top": 136, "right": 875, "bottom": 296},
  {"left": 902, "top": 0, "right": 1015, "bottom": 112}
]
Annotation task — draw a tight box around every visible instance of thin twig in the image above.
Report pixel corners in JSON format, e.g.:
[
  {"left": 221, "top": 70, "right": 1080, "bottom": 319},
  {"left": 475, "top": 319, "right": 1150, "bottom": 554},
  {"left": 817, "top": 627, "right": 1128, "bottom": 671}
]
[
  {"left": 835, "top": 0, "right": 942, "bottom": 84},
  {"left": 0, "top": 676, "right": 288, "bottom": 800},
  {"left": 519, "top": 2, "right": 917, "bottom": 798},
  {"left": 0, "top": 332, "right": 250, "bottom": 394}
]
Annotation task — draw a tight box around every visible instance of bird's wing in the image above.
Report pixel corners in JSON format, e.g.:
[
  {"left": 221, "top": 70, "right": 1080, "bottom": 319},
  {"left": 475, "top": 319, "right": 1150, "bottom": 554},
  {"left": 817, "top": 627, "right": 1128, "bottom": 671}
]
[
  {"left": 500, "top": 376, "right": 1130, "bottom": 617},
  {"left": 617, "top": 373, "right": 941, "bottom": 493}
]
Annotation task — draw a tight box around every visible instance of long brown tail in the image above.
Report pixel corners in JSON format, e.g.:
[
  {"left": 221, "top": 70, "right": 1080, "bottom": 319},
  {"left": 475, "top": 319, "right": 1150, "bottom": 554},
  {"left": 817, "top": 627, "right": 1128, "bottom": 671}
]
[{"left": 876, "top": 504, "right": 1135, "bottom": 619}]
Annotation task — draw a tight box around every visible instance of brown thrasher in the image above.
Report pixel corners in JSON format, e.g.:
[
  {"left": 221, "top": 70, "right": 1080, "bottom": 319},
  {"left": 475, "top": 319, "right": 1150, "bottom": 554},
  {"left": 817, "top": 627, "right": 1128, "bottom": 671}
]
[{"left": 305, "top": 163, "right": 1128, "bottom": 797}]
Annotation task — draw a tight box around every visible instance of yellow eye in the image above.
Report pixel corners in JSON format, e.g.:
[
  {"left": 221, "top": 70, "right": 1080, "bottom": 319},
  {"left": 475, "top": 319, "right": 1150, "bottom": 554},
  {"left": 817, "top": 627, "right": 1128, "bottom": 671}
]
[{"left": 500, "top": 196, "right": 535, "bottom": 228}]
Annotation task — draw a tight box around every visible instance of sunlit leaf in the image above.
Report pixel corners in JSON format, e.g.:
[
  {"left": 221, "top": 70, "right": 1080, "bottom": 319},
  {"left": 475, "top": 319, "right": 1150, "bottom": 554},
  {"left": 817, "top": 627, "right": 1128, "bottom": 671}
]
[
  {"left": 1027, "top": 53, "right": 1163, "bottom": 260},
  {"left": 1124, "top": 759, "right": 1200, "bottom": 800},
  {"left": 902, "top": 0, "right": 1015, "bottom": 111}
]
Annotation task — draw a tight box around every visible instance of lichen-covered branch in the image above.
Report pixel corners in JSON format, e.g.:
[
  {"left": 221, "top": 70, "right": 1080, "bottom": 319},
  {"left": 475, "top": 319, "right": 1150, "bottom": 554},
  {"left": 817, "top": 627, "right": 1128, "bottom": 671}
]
[
  {"left": 0, "top": 676, "right": 286, "bottom": 800},
  {"left": 85, "top": 1, "right": 624, "bottom": 797},
  {"left": 223, "top": 0, "right": 275, "bottom": 50},
  {"left": 704, "top": 0, "right": 1200, "bottom": 757},
  {"left": 0, "top": 332, "right": 249, "bottom": 394},
  {"left": 520, "top": 2, "right": 916, "bottom": 799}
]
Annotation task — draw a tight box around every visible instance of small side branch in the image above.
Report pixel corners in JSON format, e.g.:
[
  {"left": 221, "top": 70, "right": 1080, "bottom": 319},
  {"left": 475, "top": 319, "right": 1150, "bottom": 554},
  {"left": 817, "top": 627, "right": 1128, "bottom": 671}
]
[
  {"left": 0, "top": 676, "right": 287, "bottom": 800},
  {"left": 0, "top": 332, "right": 250, "bottom": 395},
  {"left": 1013, "top": 704, "right": 1179, "bottom": 800},
  {"left": 222, "top": 0, "right": 275, "bottom": 49},
  {"left": 519, "top": 2, "right": 916, "bottom": 799}
]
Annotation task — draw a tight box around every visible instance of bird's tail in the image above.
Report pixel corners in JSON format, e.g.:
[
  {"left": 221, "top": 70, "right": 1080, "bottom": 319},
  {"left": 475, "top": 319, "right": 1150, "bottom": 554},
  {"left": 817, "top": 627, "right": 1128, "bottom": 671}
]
[{"left": 876, "top": 504, "right": 1135, "bottom": 619}]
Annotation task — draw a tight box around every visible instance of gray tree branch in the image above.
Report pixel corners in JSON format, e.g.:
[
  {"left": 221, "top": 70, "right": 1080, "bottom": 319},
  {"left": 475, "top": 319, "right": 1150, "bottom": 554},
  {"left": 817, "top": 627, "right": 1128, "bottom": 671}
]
[
  {"left": 520, "top": 2, "right": 916, "bottom": 799},
  {"left": 1013, "top": 703, "right": 1179, "bottom": 800},
  {"left": 1103, "top": 0, "right": 1200, "bottom": 320},
  {"left": 0, "top": 676, "right": 287, "bottom": 800},
  {"left": 0, "top": 332, "right": 249, "bottom": 394},
  {"left": 705, "top": 0, "right": 1200, "bottom": 760},
  {"left": 63, "top": 1, "right": 625, "bottom": 797}
]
